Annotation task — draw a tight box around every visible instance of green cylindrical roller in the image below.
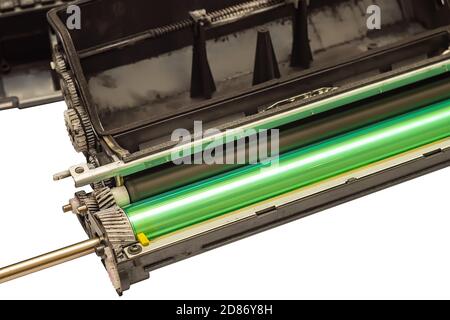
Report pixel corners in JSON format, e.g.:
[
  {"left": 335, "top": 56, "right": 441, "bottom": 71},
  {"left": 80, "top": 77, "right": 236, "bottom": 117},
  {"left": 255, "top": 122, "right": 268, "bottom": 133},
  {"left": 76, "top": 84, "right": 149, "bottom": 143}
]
[
  {"left": 125, "top": 99, "right": 450, "bottom": 240},
  {"left": 124, "top": 77, "right": 450, "bottom": 203}
]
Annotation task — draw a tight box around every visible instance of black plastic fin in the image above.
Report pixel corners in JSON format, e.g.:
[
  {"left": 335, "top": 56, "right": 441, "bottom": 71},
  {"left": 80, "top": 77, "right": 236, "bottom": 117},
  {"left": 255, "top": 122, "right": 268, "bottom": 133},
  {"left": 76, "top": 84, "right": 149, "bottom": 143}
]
[
  {"left": 0, "top": 72, "right": 4, "bottom": 97},
  {"left": 290, "top": 0, "right": 313, "bottom": 69},
  {"left": 190, "top": 21, "right": 216, "bottom": 99},
  {"left": 0, "top": 45, "right": 10, "bottom": 74},
  {"left": 0, "top": 54, "right": 15, "bottom": 111},
  {"left": 253, "top": 28, "right": 281, "bottom": 86}
]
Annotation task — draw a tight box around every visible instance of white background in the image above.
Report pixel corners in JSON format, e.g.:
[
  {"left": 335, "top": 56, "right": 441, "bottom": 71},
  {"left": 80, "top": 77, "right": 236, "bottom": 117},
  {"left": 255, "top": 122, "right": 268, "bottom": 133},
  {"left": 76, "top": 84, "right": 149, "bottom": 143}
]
[{"left": 0, "top": 101, "right": 450, "bottom": 300}]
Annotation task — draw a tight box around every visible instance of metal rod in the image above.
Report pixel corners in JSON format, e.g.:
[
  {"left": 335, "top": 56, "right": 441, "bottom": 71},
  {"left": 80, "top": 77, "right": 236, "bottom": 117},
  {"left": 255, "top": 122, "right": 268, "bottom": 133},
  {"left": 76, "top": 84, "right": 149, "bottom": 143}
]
[
  {"left": 124, "top": 77, "right": 450, "bottom": 203},
  {"left": 0, "top": 238, "right": 101, "bottom": 284},
  {"left": 62, "top": 58, "right": 450, "bottom": 188},
  {"left": 78, "top": 0, "right": 285, "bottom": 59}
]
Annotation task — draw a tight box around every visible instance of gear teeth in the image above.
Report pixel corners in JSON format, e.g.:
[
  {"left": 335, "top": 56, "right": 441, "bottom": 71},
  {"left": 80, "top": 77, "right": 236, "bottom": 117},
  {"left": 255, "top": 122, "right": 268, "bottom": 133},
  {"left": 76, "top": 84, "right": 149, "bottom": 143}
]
[
  {"left": 75, "top": 191, "right": 89, "bottom": 202},
  {"left": 64, "top": 107, "right": 96, "bottom": 153},
  {"left": 95, "top": 187, "right": 117, "bottom": 210},
  {"left": 53, "top": 49, "right": 68, "bottom": 74},
  {"left": 92, "top": 180, "right": 111, "bottom": 190},
  {"left": 84, "top": 198, "right": 100, "bottom": 213},
  {"left": 88, "top": 155, "right": 115, "bottom": 190},
  {"left": 91, "top": 179, "right": 115, "bottom": 191},
  {"left": 65, "top": 109, "right": 88, "bottom": 153},
  {"left": 96, "top": 208, "right": 136, "bottom": 253},
  {"left": 79, "top": 109, "right": 96, "bottom": 150},
  {"left": 55, "top": 44, "right": 96, "bottom": 154},
  {"left": 75, "top": 191, "right": 100, "bottom": 214},
  {"left": 54, "top": 46, "right": 81, "bottom": 110},
  {"left": 61, "top": 73, "right": 81, "bottom": 110},
  {"left": 88, "top": 154, "right": 100, "bottom": 168}
]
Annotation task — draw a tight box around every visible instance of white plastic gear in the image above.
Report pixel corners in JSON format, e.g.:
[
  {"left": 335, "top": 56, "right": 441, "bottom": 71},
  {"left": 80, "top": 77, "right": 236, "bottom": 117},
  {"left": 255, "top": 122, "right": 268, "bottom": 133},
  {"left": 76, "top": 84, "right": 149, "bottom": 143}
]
[
  {"left": 64, "top": 108, "right": 95, "bottom": 153},
  {"left": 55, "top": 45, "right": 96, "bottom": 153},
  {"left": 60, "top": 71, "right": 81, "bottom": 110},
  {"left": 53, "top": 46, "right": 81, "bottom": 110},
  {"left": 79, "top": 108, "right": 96, "bottom": 151},
  {"left": 65, "top": 109, "right": 88, "bottom": 153},
  {"left": 64, "top": 98, "right": 96, "bottom": 153},
  {"left": 95, "top": 187, "right": 117, "bottom": 210},
  {"left": 53, "top": 48, "right": 79, "bottom": 109},
  {"left": 88, "top": 155, "right": 114, "bottom": 190},
  {"left": 53, "top": 49, "right": 68, "bottom": 75},
  {"left": 75, "top": 191, "right": 100, "bottom": 214},
  {"left": 95, "top": 208, "right": 136, "bottom": 252}
]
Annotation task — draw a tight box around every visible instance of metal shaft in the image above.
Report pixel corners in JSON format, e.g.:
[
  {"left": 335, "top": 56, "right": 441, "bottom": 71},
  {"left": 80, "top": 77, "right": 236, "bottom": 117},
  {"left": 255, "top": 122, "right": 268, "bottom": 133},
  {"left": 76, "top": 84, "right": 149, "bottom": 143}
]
[
  {"left": 0, "top": 238, "right": 101, "bottom": 284},
  {"left": 125, "top": 77, "right": 450, "bottom": 203}
]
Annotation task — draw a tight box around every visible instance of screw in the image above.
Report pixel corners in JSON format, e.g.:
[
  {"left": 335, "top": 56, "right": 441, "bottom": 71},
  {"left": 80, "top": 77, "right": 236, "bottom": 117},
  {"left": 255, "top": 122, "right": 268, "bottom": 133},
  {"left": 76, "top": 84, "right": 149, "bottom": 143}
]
[
  {"left": 127, "top": 244, "right": 142, "bottom": 255},
  {"left": 367, "top": 43, "right": 378, "bottom": 50},
  {"left": 75, "top": 167, "right": 85, "bottom": 174}
]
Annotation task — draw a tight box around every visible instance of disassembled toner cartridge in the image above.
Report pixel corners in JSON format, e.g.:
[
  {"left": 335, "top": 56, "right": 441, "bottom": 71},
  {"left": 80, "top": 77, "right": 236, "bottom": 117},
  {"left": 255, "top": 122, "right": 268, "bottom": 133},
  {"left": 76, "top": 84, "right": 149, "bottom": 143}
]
[{"left": 1, "top": 0, "right": 450, "bottom": 294}]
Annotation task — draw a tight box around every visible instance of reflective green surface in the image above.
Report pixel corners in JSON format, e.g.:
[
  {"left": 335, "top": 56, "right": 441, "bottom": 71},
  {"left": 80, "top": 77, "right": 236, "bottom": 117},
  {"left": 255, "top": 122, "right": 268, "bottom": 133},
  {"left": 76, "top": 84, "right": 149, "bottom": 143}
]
[{"left": 125, "top": 100, "right": 450, "bottom": 239}]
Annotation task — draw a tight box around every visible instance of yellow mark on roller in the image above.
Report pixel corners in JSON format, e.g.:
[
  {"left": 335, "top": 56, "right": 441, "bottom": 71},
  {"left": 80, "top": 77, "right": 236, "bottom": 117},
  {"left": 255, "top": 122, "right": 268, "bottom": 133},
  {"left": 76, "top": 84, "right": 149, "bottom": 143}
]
[{"left": 137, "top": 233, "right": 150, "bottom": 246}]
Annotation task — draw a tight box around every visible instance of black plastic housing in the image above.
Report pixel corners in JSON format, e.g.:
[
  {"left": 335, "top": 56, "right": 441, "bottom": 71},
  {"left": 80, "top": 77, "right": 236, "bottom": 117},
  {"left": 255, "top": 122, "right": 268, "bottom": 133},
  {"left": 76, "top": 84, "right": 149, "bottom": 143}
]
[
  {"left": 48, "top": 0, "right": 450, "bottom": 163},
  {"left": 0, "top": 1, "right": 73, "bottom": 110}
]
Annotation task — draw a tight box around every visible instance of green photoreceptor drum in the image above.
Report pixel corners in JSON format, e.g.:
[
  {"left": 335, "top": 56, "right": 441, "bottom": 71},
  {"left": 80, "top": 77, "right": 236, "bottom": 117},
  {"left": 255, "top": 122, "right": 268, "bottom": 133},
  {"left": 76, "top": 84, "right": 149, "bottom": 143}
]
[{"left": 125, "top": 99, "right": 450, "bottom": 240}]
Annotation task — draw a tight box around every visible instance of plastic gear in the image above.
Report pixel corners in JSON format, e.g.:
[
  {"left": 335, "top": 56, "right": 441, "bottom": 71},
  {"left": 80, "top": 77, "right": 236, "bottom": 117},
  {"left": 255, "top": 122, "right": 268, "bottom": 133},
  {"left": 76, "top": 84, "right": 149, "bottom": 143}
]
[
  {"left": 73, "top": 191, "right": 99, "bottom": 236},
  {"left": 88, "top": 155, "right": 115, "bottom": 190},
  {"left": 53, "top": 48, "right": 67, "bottom": 75},
  {"left": 78, "top": 109, "right": 96, "bottom": 151},
  {"left": 60, "top": 71, "right": 81, "bottom": 110},
  {"left": 75, "top": 191, "right": 100, "bottom": 214},
  {"left": 55, "top": 47, "right": 96, "bottom": 153},
  {"left": 95, "top": 187, "right": 117, "bottom": 210},
  {"left": 53, "top": 47, "right": 80, "bottom": 109},
  {"left": 64, "top": 108, "right": 96, "bottom": 153},
  {"left": 95, "top": 208, "right": 136, "bottom": 253}
]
